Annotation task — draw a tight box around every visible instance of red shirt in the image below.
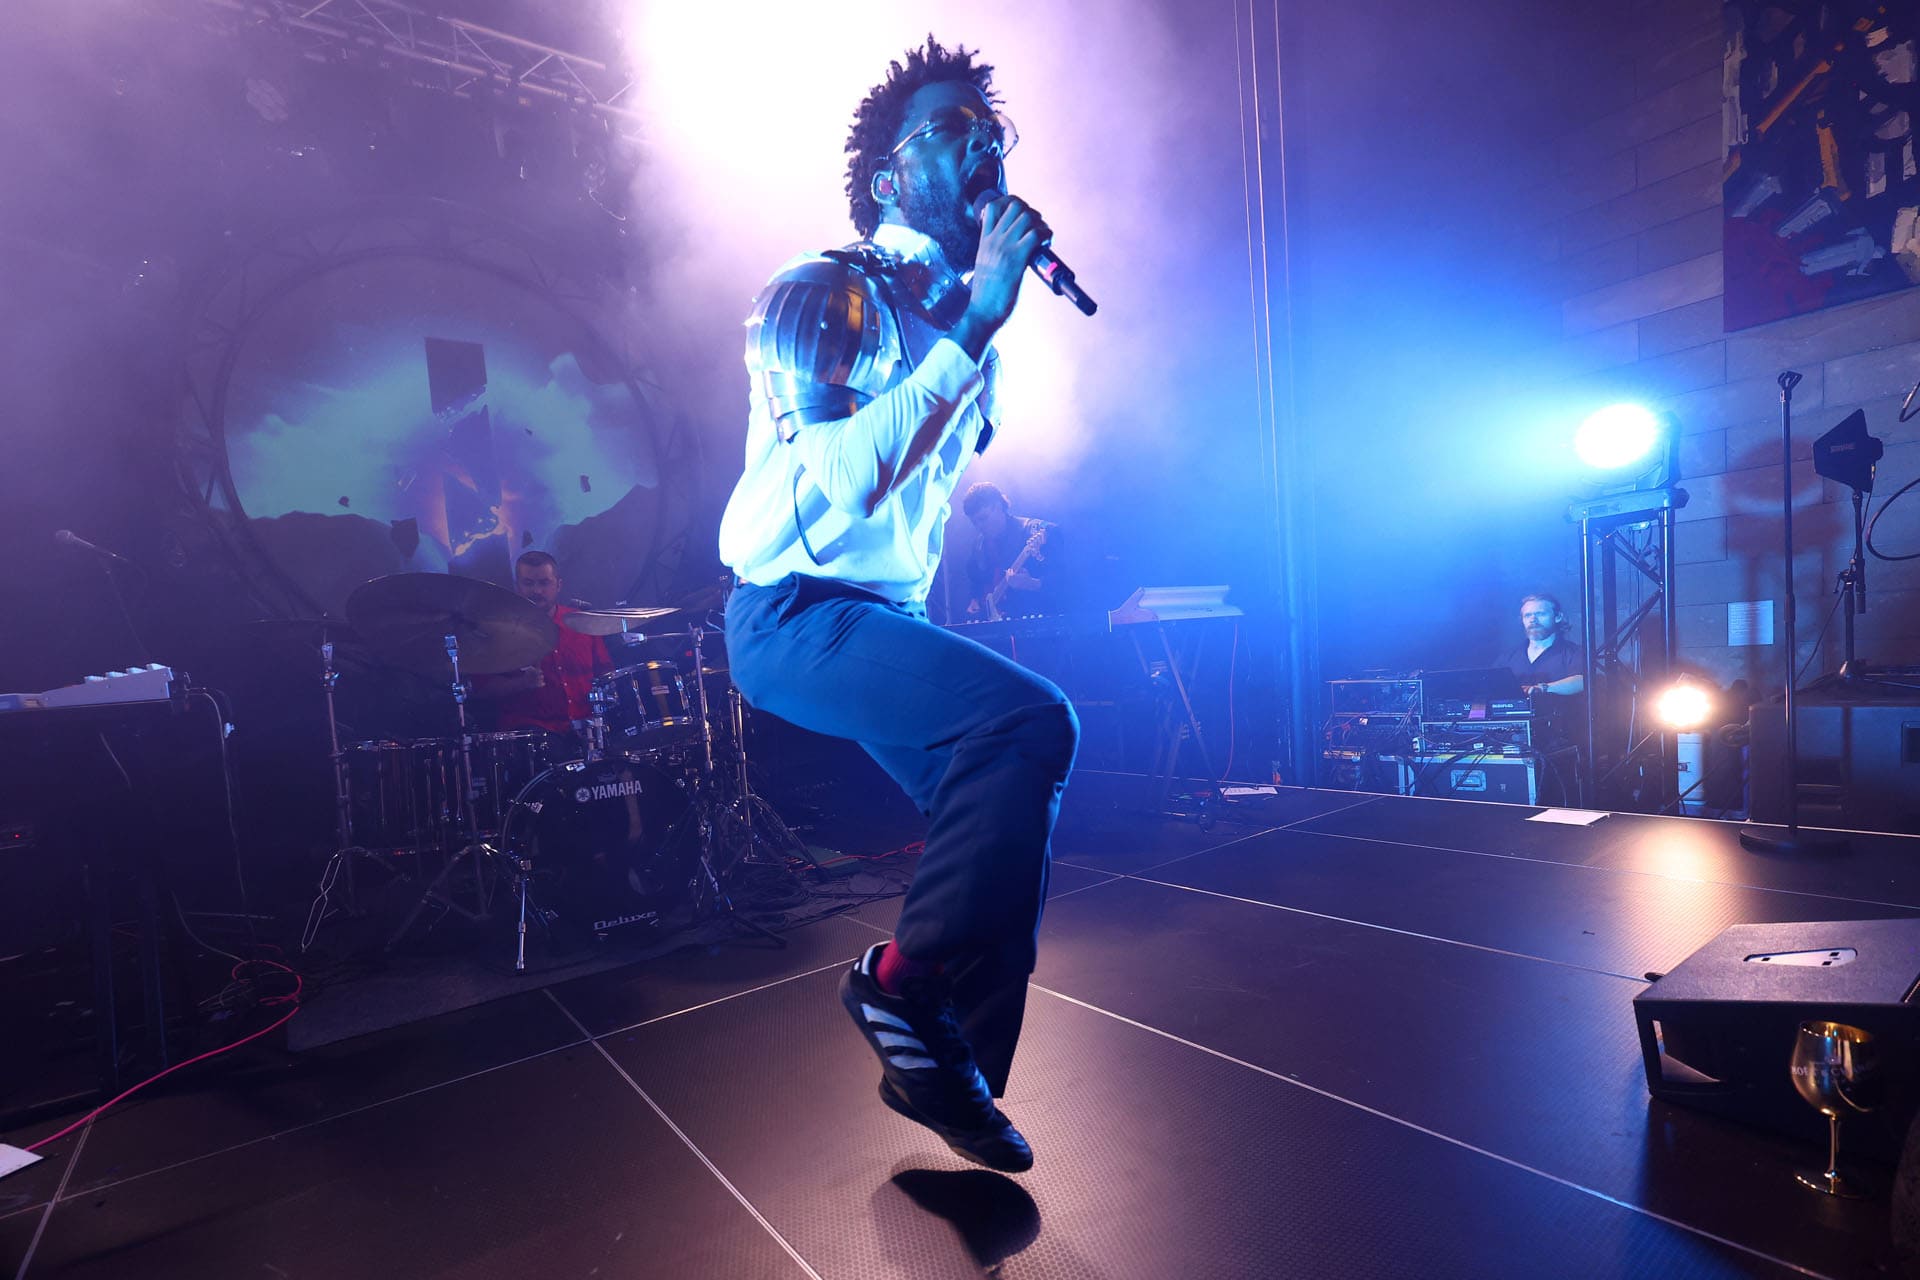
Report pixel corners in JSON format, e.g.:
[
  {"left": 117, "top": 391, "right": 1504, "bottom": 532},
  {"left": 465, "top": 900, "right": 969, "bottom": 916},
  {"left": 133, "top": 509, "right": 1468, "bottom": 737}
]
[{"left": 483, "top": 605, "right": 611, "bottom": 732}]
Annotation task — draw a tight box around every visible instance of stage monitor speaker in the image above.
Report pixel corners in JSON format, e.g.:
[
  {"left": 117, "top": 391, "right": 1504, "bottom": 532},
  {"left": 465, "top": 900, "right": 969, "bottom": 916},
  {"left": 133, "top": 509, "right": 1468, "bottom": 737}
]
[{"left": 1634, "top": 918, "right": 1920, "bottom": 1163}]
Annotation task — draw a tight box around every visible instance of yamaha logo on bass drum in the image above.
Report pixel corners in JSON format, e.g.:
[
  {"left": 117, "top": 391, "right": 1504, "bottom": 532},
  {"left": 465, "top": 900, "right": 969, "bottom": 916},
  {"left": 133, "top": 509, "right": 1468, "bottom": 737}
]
[{"left": 574, "top": 777, "right": 646, "bottom": 803}]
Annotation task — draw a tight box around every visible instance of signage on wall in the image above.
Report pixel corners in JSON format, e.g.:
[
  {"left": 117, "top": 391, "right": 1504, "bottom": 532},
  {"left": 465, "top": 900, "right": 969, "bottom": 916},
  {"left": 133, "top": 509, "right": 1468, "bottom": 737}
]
[{"left": 1728, "top": 599, "right": 1776, "bottom": 647}]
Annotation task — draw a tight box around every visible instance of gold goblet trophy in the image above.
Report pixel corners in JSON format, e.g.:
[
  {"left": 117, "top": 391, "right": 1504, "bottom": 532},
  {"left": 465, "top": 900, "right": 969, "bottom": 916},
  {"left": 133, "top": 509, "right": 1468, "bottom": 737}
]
[{"left": 1790, "top": 1021, "right": 1880, "bottom": 1198}]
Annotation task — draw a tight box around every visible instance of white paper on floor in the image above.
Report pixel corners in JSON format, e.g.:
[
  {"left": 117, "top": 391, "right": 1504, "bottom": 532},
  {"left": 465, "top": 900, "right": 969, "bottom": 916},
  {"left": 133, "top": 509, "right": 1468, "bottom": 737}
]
[
  {"left": 1527, "top": 808, "right": 1609, "bottom": 826},
  {"left": 0, "top": 1143, "right": 44, "bottom": 1181}
]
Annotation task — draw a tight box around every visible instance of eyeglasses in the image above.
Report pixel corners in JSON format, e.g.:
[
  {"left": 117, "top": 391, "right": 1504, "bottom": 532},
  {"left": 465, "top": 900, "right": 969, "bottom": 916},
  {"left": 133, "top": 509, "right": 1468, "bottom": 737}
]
[{"left": 888, "top": 105, "right": 1018, "bottom": 161}]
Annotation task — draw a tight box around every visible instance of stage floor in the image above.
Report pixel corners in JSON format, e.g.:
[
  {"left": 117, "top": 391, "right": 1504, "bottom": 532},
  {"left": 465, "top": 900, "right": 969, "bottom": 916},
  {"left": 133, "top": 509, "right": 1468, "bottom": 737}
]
[{"left": 7, "top": 776, "right": 1918, "bottom": 1278}]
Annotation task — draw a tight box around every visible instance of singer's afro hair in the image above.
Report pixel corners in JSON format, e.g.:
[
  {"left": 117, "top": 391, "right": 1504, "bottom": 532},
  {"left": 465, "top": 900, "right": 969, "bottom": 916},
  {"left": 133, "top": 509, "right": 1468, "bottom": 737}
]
[{"left": 844, "top": 35, "right": 1000, "bottom": 238}]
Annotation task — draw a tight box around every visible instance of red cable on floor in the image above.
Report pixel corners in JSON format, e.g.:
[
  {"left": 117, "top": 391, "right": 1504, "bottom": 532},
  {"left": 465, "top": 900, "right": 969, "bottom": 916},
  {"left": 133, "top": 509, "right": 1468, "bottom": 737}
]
[
  {"left": 825, "top": 840, "right": 925, "bottom": 864},
  {"left": 23, "top": 960, "right": 302, "bottom": 1153}
]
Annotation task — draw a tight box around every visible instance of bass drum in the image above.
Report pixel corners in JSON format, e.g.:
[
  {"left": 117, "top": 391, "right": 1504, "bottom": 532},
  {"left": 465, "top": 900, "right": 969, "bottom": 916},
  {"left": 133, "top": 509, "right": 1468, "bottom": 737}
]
[{"left": 503, "top": 757, "right": 698, "bottom": 939}]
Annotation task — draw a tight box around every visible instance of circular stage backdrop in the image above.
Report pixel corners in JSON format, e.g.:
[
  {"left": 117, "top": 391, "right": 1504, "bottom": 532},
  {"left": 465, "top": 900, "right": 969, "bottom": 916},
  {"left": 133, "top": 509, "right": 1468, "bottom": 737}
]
[{"left": 181, "top": 203, "right": 675, "bottom": 619}]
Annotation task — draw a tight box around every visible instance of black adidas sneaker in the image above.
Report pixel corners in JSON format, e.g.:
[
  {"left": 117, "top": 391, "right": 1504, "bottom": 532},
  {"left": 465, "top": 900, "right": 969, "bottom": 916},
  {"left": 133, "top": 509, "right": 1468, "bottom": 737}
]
[{"left": 839, "top": 943, "right": 1034, "bottom": 1173}]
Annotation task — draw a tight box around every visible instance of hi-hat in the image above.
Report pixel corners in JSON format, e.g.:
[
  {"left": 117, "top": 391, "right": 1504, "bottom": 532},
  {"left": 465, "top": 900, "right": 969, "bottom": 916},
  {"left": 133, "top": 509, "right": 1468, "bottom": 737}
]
[
  {"left": 346, "top": 573, "right": 557, "bottom": 675},
  {"left": 561, "top": 606, "right": 682, "bottom": 637}
]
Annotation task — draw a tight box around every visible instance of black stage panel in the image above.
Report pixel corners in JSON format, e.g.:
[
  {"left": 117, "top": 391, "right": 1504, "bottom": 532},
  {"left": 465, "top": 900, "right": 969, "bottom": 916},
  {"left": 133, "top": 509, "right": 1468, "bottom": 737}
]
[
  {"left": 1031, "top": 874, "right": 1891, "bottom": 1278},
  {"left": 19, "top": 1046, "right": 807, "bottom": 1280},
  {"left": 10, "top": 779, "right": 1916, "bottom": 1278},
  {"left": 0, "top": 1113, "right": 88, "bottom": 1233},
  {"left": 548, "top": 864, "right": 1121, "bottom": 1039},
  {"left": 1049, "top": 772, "right": 1374, "bottom": 874},
  {"left": 602, "top": 968, "right": 1803, "bottom": 1280},
  {"left": 844, "top": 859, "right": 1117, "bottom": 936},
  {"left": 0, "top": 1209, "right": 47, "bottom": 1280},
  {"left": 1144, "top": 827, "right": 1920, "bottom": 981},
  {"left": 1293, "top": 792, "right": 1920, "bottom": 905},
  {"left": 64, "top": 989, "right": 583, "bottom": 1197},
  {"left": 544, "top": 912, "right": 890, "bottom": 1038}
]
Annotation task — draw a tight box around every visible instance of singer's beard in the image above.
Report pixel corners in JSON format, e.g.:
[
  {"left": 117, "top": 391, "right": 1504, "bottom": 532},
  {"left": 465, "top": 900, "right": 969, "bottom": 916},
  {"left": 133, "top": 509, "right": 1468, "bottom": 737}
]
[{"left": 897, "top": 173, "right": 979, "bottom": 273}]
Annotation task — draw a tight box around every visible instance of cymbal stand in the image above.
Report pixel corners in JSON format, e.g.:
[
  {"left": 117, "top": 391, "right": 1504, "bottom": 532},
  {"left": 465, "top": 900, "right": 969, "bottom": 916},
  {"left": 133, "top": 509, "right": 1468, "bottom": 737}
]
[
  {"left": 688, "top": 623, "right": 717, "bottom": 778},
  {"left": 683, "top": 621, "right": 817, "bottom": 871},
  {"left": 385, "top": 632, "right": 497, "bottom": 950},
  {"left": 679, "top": 623, "right": 787, "bottom": 946},
  {"left": 717, "top": 683, "right": 819, "bottom": 869},
  {"left": 498, "top": 800, "right": 548, "bottom": 975},
  {"left": 300, "top": 628, "right": 382, "bottom": 953}
]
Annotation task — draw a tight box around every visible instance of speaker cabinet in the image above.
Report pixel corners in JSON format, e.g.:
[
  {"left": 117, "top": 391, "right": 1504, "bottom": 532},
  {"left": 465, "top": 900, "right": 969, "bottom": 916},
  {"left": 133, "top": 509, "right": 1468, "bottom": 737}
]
[
  {"left": 1634, "top": 918, "right": 1920, "bottom": 1162},
  {"left": 1749, "top": 690, "right": 1920, "bottom": 834}
]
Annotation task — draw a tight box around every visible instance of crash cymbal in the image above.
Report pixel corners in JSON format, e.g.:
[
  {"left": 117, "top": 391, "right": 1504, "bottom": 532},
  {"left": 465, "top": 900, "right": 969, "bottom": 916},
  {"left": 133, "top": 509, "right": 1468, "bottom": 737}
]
[
  {"left": 560, "top": 606, "right": 681, "bottom": 637},
  {"left": 345, "top": 573, "right": 557, "bottom": 675},
  {"left": 672, "top": 578, "right": 731, "bottom": 614}
]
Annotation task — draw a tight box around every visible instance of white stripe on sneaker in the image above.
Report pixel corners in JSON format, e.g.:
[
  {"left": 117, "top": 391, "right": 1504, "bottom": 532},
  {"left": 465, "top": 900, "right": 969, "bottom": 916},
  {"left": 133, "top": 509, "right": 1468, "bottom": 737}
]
[
  {"left": 874, "top": 1031, "right": 928, "bottom": 1053},
  {"left": 860, "top": 1004, "right": 915, "bottom": 1034},
  {"left": 888, "top": 1055, "right": 938, "bottom": 1070}
]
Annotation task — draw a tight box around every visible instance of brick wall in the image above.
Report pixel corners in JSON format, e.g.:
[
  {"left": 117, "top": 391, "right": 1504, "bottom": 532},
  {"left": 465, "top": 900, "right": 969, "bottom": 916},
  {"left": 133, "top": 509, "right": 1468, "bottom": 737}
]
[{"left": 1527, "top": 0, "right": 1920, "bottom": 691}]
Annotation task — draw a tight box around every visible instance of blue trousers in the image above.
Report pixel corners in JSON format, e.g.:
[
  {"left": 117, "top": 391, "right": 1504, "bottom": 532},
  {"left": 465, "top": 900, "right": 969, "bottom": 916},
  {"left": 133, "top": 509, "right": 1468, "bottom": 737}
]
[{"left": 726, "top": 574, "right": 1079, "bottom": 1092}]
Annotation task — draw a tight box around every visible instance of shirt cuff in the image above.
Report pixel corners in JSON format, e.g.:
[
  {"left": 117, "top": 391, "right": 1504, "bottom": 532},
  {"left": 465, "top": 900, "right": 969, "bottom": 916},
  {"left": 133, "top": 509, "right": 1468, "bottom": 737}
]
[{"left": 921, "top": 336, "right": 989, "bottom": 401}]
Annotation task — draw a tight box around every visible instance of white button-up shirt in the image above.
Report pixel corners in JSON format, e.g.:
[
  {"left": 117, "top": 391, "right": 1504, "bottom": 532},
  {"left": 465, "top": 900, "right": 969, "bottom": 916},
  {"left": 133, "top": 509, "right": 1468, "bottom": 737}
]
[{"left": 718, "top": 224, "right": 999, "bottom": 605}]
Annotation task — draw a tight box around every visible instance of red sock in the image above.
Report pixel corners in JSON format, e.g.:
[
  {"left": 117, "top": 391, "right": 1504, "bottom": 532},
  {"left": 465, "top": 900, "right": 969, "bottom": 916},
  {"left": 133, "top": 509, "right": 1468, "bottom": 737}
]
[{"left": 875, "top": 940, "right": 938, "bottom": 995}]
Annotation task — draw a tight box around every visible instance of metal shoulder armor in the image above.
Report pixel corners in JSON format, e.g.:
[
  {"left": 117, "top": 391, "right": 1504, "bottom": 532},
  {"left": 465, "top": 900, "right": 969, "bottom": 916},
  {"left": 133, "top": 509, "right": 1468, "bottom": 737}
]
[{"left": 744, "top": 249, "right": 905, "bottom": 439}]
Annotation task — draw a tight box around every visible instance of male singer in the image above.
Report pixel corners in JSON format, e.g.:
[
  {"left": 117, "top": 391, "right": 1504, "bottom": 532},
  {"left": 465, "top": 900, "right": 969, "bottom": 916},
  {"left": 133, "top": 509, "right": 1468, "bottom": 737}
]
[{"left": 719, "top": 37, "right": 1079, "bottom": 1173}]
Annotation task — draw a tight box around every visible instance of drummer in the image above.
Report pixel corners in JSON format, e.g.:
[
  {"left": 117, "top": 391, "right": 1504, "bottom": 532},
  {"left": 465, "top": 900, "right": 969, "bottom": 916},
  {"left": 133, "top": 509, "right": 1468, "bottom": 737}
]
[{"left": 471, "top": 551, "right": 611, "bottom": 735}]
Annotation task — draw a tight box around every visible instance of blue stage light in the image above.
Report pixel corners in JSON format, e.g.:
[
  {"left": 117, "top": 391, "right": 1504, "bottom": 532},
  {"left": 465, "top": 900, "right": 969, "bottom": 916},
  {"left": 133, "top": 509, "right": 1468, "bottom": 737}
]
[{"left": 1575, "top": 403, "right": 1663, "bottom": 471}]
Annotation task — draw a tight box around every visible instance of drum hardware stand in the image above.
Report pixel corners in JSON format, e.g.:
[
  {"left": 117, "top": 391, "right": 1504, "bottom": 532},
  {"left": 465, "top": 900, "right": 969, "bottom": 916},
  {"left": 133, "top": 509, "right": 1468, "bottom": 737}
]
[
  {"left": 690, "top": 810, "right": 787, "bottom": 948},
  {"left": 675, "top": 622, "right": 791, "bottom": 946},
  {"left": 301, "top": 628, "right": 391, "bottom": 953},
  {"left": 687, "top": 624, "right": 818, "bottom": 874},
  {"left": 714, "top": 685, "right": 819, "bottom": 871},
  {"left": 506, "top": 845, "right": 553, "bottom": 975},
  {"left": 385, "top": 632, "right": 500, "bottom": 951}
]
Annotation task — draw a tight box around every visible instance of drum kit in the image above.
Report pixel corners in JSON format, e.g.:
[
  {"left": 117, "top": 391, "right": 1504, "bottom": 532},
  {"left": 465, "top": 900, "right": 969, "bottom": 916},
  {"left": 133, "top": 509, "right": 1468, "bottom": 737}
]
[{"left": 295, "top": 573, "right": 810, "bottom": 972}]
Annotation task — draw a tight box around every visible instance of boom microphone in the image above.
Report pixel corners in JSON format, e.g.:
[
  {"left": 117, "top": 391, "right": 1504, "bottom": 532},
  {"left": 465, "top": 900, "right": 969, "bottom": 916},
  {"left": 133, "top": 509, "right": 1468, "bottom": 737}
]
[
  {"left": 54, "top": 529, "right": 134, "bottom": 566},
  {"left": 969, "top": 190, "right": 1098, "bottom": 317}
]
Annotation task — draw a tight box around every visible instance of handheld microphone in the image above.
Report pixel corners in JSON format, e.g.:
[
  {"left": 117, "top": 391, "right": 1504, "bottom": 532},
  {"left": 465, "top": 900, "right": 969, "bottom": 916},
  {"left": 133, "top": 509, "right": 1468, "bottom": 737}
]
[
  {"left": 969, "top": 191, "right": 1098, "bottom": 317},
  {"left": 54, "top": 529, "right": 135, "bottom": 566}
]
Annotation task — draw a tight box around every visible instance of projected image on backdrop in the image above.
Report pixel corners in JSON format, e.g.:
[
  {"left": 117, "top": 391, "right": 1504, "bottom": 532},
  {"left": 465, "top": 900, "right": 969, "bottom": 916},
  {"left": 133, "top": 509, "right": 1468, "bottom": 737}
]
[{"left": 222, "top": 255, "right": 660, "bottom": 613}]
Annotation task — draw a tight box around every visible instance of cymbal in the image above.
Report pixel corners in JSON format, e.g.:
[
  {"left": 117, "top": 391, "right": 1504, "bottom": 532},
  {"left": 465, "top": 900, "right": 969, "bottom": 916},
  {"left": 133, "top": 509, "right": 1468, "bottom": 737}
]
[
  {"left": 672, "top": 579, "right": 730, "bottom": 614},
  {"left": 345, "top": 573, "right": 557, "bottom": 675},
  {"left": 562, "top": 606, "right": 682, "bottom": 637}
]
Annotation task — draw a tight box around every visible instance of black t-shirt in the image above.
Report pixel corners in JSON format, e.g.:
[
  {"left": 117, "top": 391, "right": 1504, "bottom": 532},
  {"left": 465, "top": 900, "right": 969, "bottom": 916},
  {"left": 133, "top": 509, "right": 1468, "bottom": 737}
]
[
  {"left": 966, "top": 516, "right": 1063, "bottom": 615},
  {"left": 1499, "top": 635, "right": 1587, "bottom": 749}
]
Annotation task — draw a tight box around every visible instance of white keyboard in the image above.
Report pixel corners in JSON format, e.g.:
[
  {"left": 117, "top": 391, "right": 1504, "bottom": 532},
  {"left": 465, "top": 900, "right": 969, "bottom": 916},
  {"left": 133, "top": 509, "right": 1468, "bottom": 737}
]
[{"left": 0, "top": 664, "right": 176, "bottom": 713}]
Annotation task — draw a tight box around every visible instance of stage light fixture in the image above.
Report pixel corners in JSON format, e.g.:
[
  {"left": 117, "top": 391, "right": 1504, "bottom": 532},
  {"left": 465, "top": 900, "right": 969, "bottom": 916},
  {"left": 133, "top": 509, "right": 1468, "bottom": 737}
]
[
  {"left": 1575, "top": 403, "right": 1663, "bottom": 472},
  {"left": 1652, "top": 680, "right": 1713, "bottom": 731}
]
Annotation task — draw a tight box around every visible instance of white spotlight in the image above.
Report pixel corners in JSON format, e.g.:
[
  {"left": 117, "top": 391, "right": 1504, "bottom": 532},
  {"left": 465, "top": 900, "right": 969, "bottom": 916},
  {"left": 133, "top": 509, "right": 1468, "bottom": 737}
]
[
  {"left": 1653, "top": 681, "right": 1713, "bottom": 731},
  {"left": 1575, "top": 403, "right": 1663, "bottom": 472}
]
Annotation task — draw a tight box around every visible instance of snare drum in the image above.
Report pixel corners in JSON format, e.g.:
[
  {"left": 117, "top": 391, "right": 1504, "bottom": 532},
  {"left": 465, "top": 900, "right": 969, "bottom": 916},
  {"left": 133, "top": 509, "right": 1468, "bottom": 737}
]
[
  {"left": 590, "top": 661, "right": 700, "bottom": 753},
  {"left": 502, "top": 757, "right": 697, "bottom": 938}
]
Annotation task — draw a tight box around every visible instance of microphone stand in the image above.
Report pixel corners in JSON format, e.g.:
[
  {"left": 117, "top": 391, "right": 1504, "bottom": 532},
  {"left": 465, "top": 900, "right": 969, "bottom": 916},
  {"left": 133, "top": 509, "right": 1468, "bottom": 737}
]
[
  {"left": 1740, "top": 371, "right": 1845, "bottom": 855},
  {"left": 1836, "top": 485, "right": 1867, "bottom": 681}
]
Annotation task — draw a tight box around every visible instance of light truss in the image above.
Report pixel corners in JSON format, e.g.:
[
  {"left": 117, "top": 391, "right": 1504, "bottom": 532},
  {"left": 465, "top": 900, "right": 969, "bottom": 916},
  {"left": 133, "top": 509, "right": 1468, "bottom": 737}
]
[{"left": 202, "top": 0, "right": 640, "bottom": 128}]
